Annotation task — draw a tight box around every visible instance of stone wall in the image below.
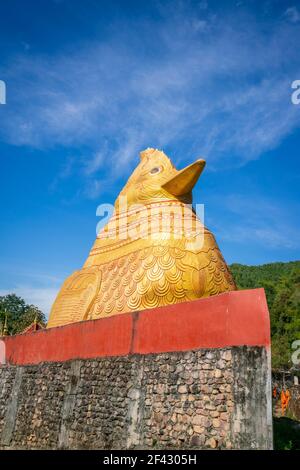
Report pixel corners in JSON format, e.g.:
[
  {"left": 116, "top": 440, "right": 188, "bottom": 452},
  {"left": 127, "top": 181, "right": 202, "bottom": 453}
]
[{"left": 0, "top": 346, "right": 272, "bottom": 450}]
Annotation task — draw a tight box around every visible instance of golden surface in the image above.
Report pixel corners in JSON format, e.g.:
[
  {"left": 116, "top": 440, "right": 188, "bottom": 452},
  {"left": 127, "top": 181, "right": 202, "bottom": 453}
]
[{"left": 47, "top": 148, "right": 236, "bottom": 328}]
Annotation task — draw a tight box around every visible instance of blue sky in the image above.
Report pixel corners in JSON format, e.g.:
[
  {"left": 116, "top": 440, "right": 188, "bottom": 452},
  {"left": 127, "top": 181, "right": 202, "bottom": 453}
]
[{"left": 0, "top": 0, "right": 299, "bottom": 315}]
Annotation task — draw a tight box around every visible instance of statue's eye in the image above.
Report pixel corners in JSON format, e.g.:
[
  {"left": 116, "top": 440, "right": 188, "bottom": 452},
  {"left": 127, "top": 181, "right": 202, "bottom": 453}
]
[{"left": 149, "top": 167, "right": 161, "bottom": 175}]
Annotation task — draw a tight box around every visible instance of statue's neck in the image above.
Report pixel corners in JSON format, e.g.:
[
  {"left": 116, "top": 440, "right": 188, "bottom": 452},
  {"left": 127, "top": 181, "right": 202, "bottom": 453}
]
[{"left": 97, "top": 199, "right": 196, "bottom": 242}]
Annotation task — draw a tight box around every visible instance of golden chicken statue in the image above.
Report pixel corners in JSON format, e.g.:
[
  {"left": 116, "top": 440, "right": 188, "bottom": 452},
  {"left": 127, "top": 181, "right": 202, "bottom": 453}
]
[{"left": 47, "top": 148, "right": 235, "bottom": 328}]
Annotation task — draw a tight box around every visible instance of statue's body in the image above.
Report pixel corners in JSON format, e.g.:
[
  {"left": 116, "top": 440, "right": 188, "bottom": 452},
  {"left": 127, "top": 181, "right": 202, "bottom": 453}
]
[{"left": 47, "top": 149, "right": 235, "bottom": 328}]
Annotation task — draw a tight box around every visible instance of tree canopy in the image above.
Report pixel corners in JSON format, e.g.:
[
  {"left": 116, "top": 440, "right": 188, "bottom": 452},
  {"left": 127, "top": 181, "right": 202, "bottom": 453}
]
[
  {"left": 230, "top": 261, "right": 300, "bottom": 370},
  {"left": 0, "top": 294, "right": 46, "bottom": 335}
]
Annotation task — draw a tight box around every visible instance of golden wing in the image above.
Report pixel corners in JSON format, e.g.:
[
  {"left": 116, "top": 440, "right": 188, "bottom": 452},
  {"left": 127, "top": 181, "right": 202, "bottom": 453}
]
[
  {"left": 88, "top": 244, "right": 196, "bottom": 320},
  {"left": 135, "top": 244, "right": 188, "bottom": 309},
  {"left": 47, "top": 267, "right": 102, "bottom": 328},
  {"left": 86, "top": 239, "right": 235, "bottom": 321},
  {"left": 202, "top": 247, "right": 236, "bottom": 296},
  {"left": 179, "top": 227, "right": 236, "bottom": 297}
]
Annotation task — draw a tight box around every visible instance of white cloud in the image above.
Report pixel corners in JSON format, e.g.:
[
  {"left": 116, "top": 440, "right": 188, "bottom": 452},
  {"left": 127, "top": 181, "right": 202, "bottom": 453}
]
[
  {"left": 284, "top": 6, "right": 300, "bottom": 23},
  {"left": 84, "top": 151, "right": 106, "bottom": 176},
  {"left": 0, "top": 265, "right": 63, "bottom": 318},
  {"left": 212, "top": 194, "right": 300, "bottom": 250},
  {"left": 0, "top": 287, "right": 58, "bottom": 318},
  {"left": 1, "top": 3, "right": 300, "bottom": 196}
]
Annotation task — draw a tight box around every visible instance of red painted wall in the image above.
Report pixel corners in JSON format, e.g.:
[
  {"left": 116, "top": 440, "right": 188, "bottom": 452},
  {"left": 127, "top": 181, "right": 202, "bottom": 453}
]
[{"left": 1, "top": 289, "right": 270, "bottom": 366}]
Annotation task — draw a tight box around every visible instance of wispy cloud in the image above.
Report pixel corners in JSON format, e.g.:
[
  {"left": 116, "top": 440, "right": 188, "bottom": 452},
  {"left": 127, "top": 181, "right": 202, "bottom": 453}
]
[
  {"left": 0, "top": 286, "right": 58, "bottom": 317},
  {"left": 284, "top": 6, "right": 300, "bottom": 23},
  {"left": 0, "top": 265, "right": 63, "bottom": 317},
  {"left": 212, "top": 194, "right": 300, "bottom": 250},
  {"left": 1, "top": 2, "right": 300, "bottom": 196}
]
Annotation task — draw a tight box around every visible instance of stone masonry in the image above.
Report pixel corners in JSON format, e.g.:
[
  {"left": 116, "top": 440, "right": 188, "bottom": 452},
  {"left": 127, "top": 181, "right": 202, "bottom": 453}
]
[{"left": 0, "top": 346, "right": 272, "bottom": 450}]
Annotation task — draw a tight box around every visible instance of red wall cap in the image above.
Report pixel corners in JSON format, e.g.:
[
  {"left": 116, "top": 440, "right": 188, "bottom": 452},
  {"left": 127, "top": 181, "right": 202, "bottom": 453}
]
[{"left": 1, "top": 288, "right": 270, "bottom": 366}]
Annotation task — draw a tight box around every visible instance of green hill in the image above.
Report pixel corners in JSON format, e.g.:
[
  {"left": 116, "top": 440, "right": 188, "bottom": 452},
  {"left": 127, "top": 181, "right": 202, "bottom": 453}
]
[{"left": 230, "top": 261, "right": 300, "bottom": 370}]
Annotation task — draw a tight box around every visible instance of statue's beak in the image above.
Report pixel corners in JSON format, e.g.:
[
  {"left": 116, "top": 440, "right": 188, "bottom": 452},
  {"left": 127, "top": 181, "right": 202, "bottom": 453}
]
[{"left": 162, "top": 159, "right": 206, "bottom": 196}]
